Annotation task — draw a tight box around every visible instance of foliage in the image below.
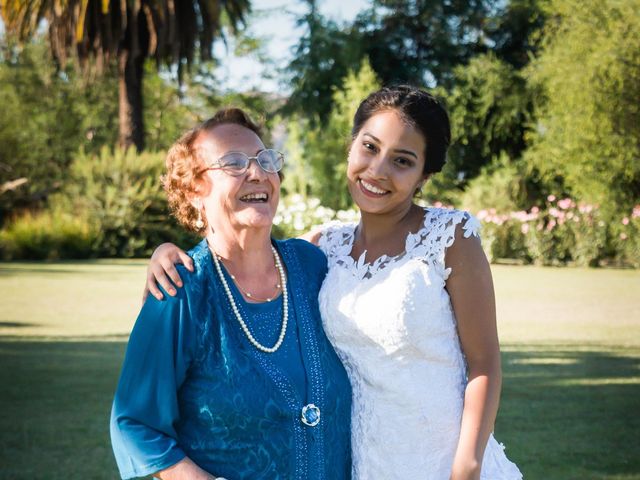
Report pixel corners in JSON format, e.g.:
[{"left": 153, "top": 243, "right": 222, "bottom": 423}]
[
  {"left": 354, "top": 0, "right": 497, "bottom": 87},
  {"left": 483, "top": 0, "right": 548, "bottom": 69},
  {"left": 284, "top": 0, "right": 365, "bottom": 122},
  {"left": 288, "top": 59, "right": 380, "bottom": 211},
  {"left": 441, "top": 53, "right": 532, "bottom": 185},
  {"left": 0, "top": 36, "right": 203, "bottom": 224},
  {"left": 610, "top": 206, "right": 640, "bottom": 268},
  {"left": 0, "top": 37, "right": 118, "bottom": 224},
  {"left": 474, "top": 196, "right": 626, "bottom": 267},
  {"left": 1, "top": 0, "right": 251, "bottom": 150},
  {"left": 459, "top": 154, "right": 538, "bottom": 214},
  {"left": 525, "top": 0, "right": 640, "bottom": 209},
  {"left": 0, "top": 208, "right": 97, "bottom": 260},
  {"left": 141, "top": 64, "right": 201, "bottom": 152},
  {"left": 52, "top": 147, "right": 198, "bottom": 258}
]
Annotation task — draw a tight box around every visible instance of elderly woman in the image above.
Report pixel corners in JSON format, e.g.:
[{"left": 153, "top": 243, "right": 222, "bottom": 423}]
[{"left": 110, "top": 108, "right": 352, "bottom": 480}]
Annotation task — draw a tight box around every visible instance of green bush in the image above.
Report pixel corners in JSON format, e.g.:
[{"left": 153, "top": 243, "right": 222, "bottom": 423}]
[
  {"left": 475, "top": 197, "right": 622, "bottom": 267},
  {"left": 0, "top": 209, "right": 97, "bottom": 260},
  {"left": 54, "top": 147, "right": 198, "bottom": 258},
  {"left": 610, "top": 207, "right": 640, "bottom": 268}
]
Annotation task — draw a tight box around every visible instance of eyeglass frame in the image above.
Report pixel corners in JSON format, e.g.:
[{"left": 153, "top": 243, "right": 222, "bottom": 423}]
[{"left": 199, "top": 148, "right": 285, "bottom": 177}]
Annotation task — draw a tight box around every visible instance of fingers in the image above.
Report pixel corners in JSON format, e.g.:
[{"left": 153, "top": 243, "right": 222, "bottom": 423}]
[
  {"left": 142, "top": 285, "right": 151, "bottom": 303},
  {"left": 146, "top": 267, "right": 166, "bottom": 301},
  {"left": 164, "top": 262, "right": 184, "bottom": 288},
  {"left": 178, "top": 250, "right": 194, "bottom": 272}
]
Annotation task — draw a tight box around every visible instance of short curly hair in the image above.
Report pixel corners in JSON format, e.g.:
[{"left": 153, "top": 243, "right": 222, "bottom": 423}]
[{"left": 163, "top": 108, "right": 262, "bottom": 234}]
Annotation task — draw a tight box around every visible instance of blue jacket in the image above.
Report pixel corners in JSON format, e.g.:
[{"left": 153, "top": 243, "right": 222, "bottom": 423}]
[{"left": 110, "top": 238, "right": 352, "bottom": 479}]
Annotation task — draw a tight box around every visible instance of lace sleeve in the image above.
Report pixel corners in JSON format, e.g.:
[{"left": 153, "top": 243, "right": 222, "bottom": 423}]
[{"left": 414, "top": 209, "right": 481, "bottom": 280}]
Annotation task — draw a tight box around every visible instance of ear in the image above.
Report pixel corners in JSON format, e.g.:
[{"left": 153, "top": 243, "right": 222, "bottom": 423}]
[{"left": 189, "top": 196, "right": 202, "bottom": 210}]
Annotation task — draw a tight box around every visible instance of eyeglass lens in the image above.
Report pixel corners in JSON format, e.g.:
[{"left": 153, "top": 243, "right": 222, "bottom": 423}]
[{"left": 218, "top": 150, "right": 283, "bottom": 174}]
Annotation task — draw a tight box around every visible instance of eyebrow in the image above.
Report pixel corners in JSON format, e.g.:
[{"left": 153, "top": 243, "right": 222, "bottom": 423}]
[{"left": 362, "top": 133, "right": 418, "bottom": 159}]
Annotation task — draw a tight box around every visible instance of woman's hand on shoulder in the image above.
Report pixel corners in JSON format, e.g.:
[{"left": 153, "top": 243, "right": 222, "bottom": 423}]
[
  {"left": 298, "top": 226, "right": 324, "bottom": 246},
  {"left": 143, "top": 242, "right": 193, "bottom": 302}
]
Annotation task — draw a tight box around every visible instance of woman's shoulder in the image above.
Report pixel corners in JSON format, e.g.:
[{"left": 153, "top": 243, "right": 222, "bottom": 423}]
[
  {"left": 155, "top": 239, "right": 211, "bottom": 305},
  {"left": 276, "top": 237, "right": 327, "bottom": 270}
]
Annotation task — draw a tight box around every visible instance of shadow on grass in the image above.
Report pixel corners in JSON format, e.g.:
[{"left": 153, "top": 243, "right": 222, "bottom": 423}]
[
  {"left": 0, "top": 322, "right": 41, "bottom": 328},
  {"left": 498, "top": 347, "right": 640, "bottom": 480},
  {"left": 0, "top": 340, "right": 126, "bottom": 480},
  {"left": 0, "top": 341, "right": 638, "bottom": 480},
  {"left": 0, "top": 260, "right": 147, "bottom": 277}
]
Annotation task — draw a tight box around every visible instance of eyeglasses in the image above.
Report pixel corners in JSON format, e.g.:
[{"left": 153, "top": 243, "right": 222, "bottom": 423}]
[{"left": 203, "top": 149, "right": 285, "bottom": 176}]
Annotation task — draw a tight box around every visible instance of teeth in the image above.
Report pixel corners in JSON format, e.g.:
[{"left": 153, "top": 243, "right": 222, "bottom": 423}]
[
  {"left": 241, "top": 193, "right": 268, "bottom": 201},
  {"left": 360, "top": 179, "right": 388, "bottom": 195}
]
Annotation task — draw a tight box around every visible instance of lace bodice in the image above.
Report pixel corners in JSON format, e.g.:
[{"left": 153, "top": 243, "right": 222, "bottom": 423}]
[{"left": 318, "top": 208, "right": 522, "bottom": 480}]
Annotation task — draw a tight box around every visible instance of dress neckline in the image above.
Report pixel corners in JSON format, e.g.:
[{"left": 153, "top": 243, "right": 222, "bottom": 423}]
[{"left": 337, "top": 208, "right": 433, "bottom": 279}]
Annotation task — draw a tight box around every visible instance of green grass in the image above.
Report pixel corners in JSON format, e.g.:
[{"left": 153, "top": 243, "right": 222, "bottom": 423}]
[{"left": 1, "top": 262, "right": 639, "bottom": 479}]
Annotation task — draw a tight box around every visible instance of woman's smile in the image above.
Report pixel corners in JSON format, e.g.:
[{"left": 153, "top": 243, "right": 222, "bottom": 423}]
[{"left": 357, "top": 178, "right": 390, "bottom": 197}]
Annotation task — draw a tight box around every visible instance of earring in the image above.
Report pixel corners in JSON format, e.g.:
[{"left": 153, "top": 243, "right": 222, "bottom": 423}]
[{"left": 194, "top": 200, "right": 205, "bottom": 230}]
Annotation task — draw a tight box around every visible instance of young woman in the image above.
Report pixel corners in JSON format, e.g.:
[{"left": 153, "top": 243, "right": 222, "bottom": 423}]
[{"left": 146, "top": 86, "right": 522, "bottom": 480}]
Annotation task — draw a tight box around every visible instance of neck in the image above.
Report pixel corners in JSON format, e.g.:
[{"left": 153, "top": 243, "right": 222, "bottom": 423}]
[
  {"left": 206, "top": 224, "right": 274, "bottom": 274},
  {"left": 356, "top": 202, "right": 422, "bottom": 246}
]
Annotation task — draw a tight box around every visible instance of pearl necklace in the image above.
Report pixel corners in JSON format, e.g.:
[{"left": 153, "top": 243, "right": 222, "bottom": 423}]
[
  {"left": 212, "top": 245, "right": 288, "bottom": 353},
  {"left": 228, "top": 271, "right": 281, "bottom": 302}
]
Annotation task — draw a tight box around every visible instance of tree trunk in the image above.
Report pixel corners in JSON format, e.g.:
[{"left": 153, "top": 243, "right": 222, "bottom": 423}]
[{"left": 118, "top": 49, "right": 145, "bottom": 152}]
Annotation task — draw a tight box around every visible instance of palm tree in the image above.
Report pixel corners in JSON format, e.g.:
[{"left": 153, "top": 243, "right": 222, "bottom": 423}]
[{"left": 0, "top": 0, "right": 250, "bottom": 151}]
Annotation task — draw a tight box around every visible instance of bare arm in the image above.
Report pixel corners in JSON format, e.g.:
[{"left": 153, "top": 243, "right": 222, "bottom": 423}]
[
  {"left": 445, "top": 226, "right": 502, "bottom": 480},
  {"left": 143, "top": 242, "right": 194, "bottom": 301}
]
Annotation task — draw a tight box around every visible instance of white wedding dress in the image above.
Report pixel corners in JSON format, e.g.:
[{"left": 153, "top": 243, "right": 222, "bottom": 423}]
[{"left": 318, "top": 208, "right": 522, "bottom": 480}]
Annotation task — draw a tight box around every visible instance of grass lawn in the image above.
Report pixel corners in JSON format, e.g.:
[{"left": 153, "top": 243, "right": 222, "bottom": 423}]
[{"left": 1, "top": 262, "right": 639, "bottom": 479}]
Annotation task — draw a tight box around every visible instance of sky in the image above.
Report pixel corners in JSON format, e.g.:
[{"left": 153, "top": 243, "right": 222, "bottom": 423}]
[{"left": 212, "top": 0, "right": 370, "bottom": 92}]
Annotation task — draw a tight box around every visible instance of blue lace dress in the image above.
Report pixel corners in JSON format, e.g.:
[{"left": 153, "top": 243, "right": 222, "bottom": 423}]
[{"left": 110, "top": 239, "right": 352, "bottom": 480}]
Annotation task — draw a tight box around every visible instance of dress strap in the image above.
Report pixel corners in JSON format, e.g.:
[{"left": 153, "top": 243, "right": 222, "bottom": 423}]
[{"left": 406, "top": 208, "right": 481, "bottom": 280}]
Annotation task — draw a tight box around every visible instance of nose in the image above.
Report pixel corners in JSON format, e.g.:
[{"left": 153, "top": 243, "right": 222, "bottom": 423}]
[
  {"left": 366, "top": 153, "right": 388, "bottom": 179},
  {"left": 245, "top": 157, "right": 267, "bottom": 181}
]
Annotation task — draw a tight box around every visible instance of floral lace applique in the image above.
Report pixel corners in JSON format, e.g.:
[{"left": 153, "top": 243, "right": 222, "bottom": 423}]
[{"left": 318, "top": 208, "right": 481, "bottom": 280}]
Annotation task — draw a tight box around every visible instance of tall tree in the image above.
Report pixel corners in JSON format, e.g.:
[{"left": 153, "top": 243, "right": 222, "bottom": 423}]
[
  {"left": 526, "top": 0, "right": 640, "bottom": 208},
  {"left": 285, "top": 0, "right": 364, "bottom": 123},
  {"left": 0, "top": 0, "right": 250, "bottom": 151},
  {"left": 356, "top": 0, "right": 496, "bottom": 87}
]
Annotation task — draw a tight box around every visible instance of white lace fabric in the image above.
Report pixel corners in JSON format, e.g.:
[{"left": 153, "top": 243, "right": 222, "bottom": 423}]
[{"left": 318, "top": 208, "right": 522, "bottom": 480}]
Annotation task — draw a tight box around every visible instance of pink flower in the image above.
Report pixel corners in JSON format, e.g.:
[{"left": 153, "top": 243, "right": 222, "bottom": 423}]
[
  {"left": 578, "top": 203, "right": 594, "bottom": 214},
  {"left": 547, "top": 194, "right": 556, "bottom": 202},
  {"left": 477, "top": 210, "right": 488, "bottom": 220},
  {"left": 622, "top": 217, "right": 630, "bottom": 225},
  {"left": 546, "top": 219, "right": 557, "bottom": 231},
  {"left": 521, "top": 223, "right": 530, "bottom": 234},
  {"left": 632, "top": 205, "right": 640, "bottom": 218},
  {"left": 557, "top": 198, "right": 572, "bottom": 209},
  {"left": 620, "top": 233, "right": 628, "bottom": 241},
  {"left": 531, "top": 206, "right": 540, "bottom": 214},
  {"left": 434, "top": 201, "right": 443, "bottom": 208}
]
